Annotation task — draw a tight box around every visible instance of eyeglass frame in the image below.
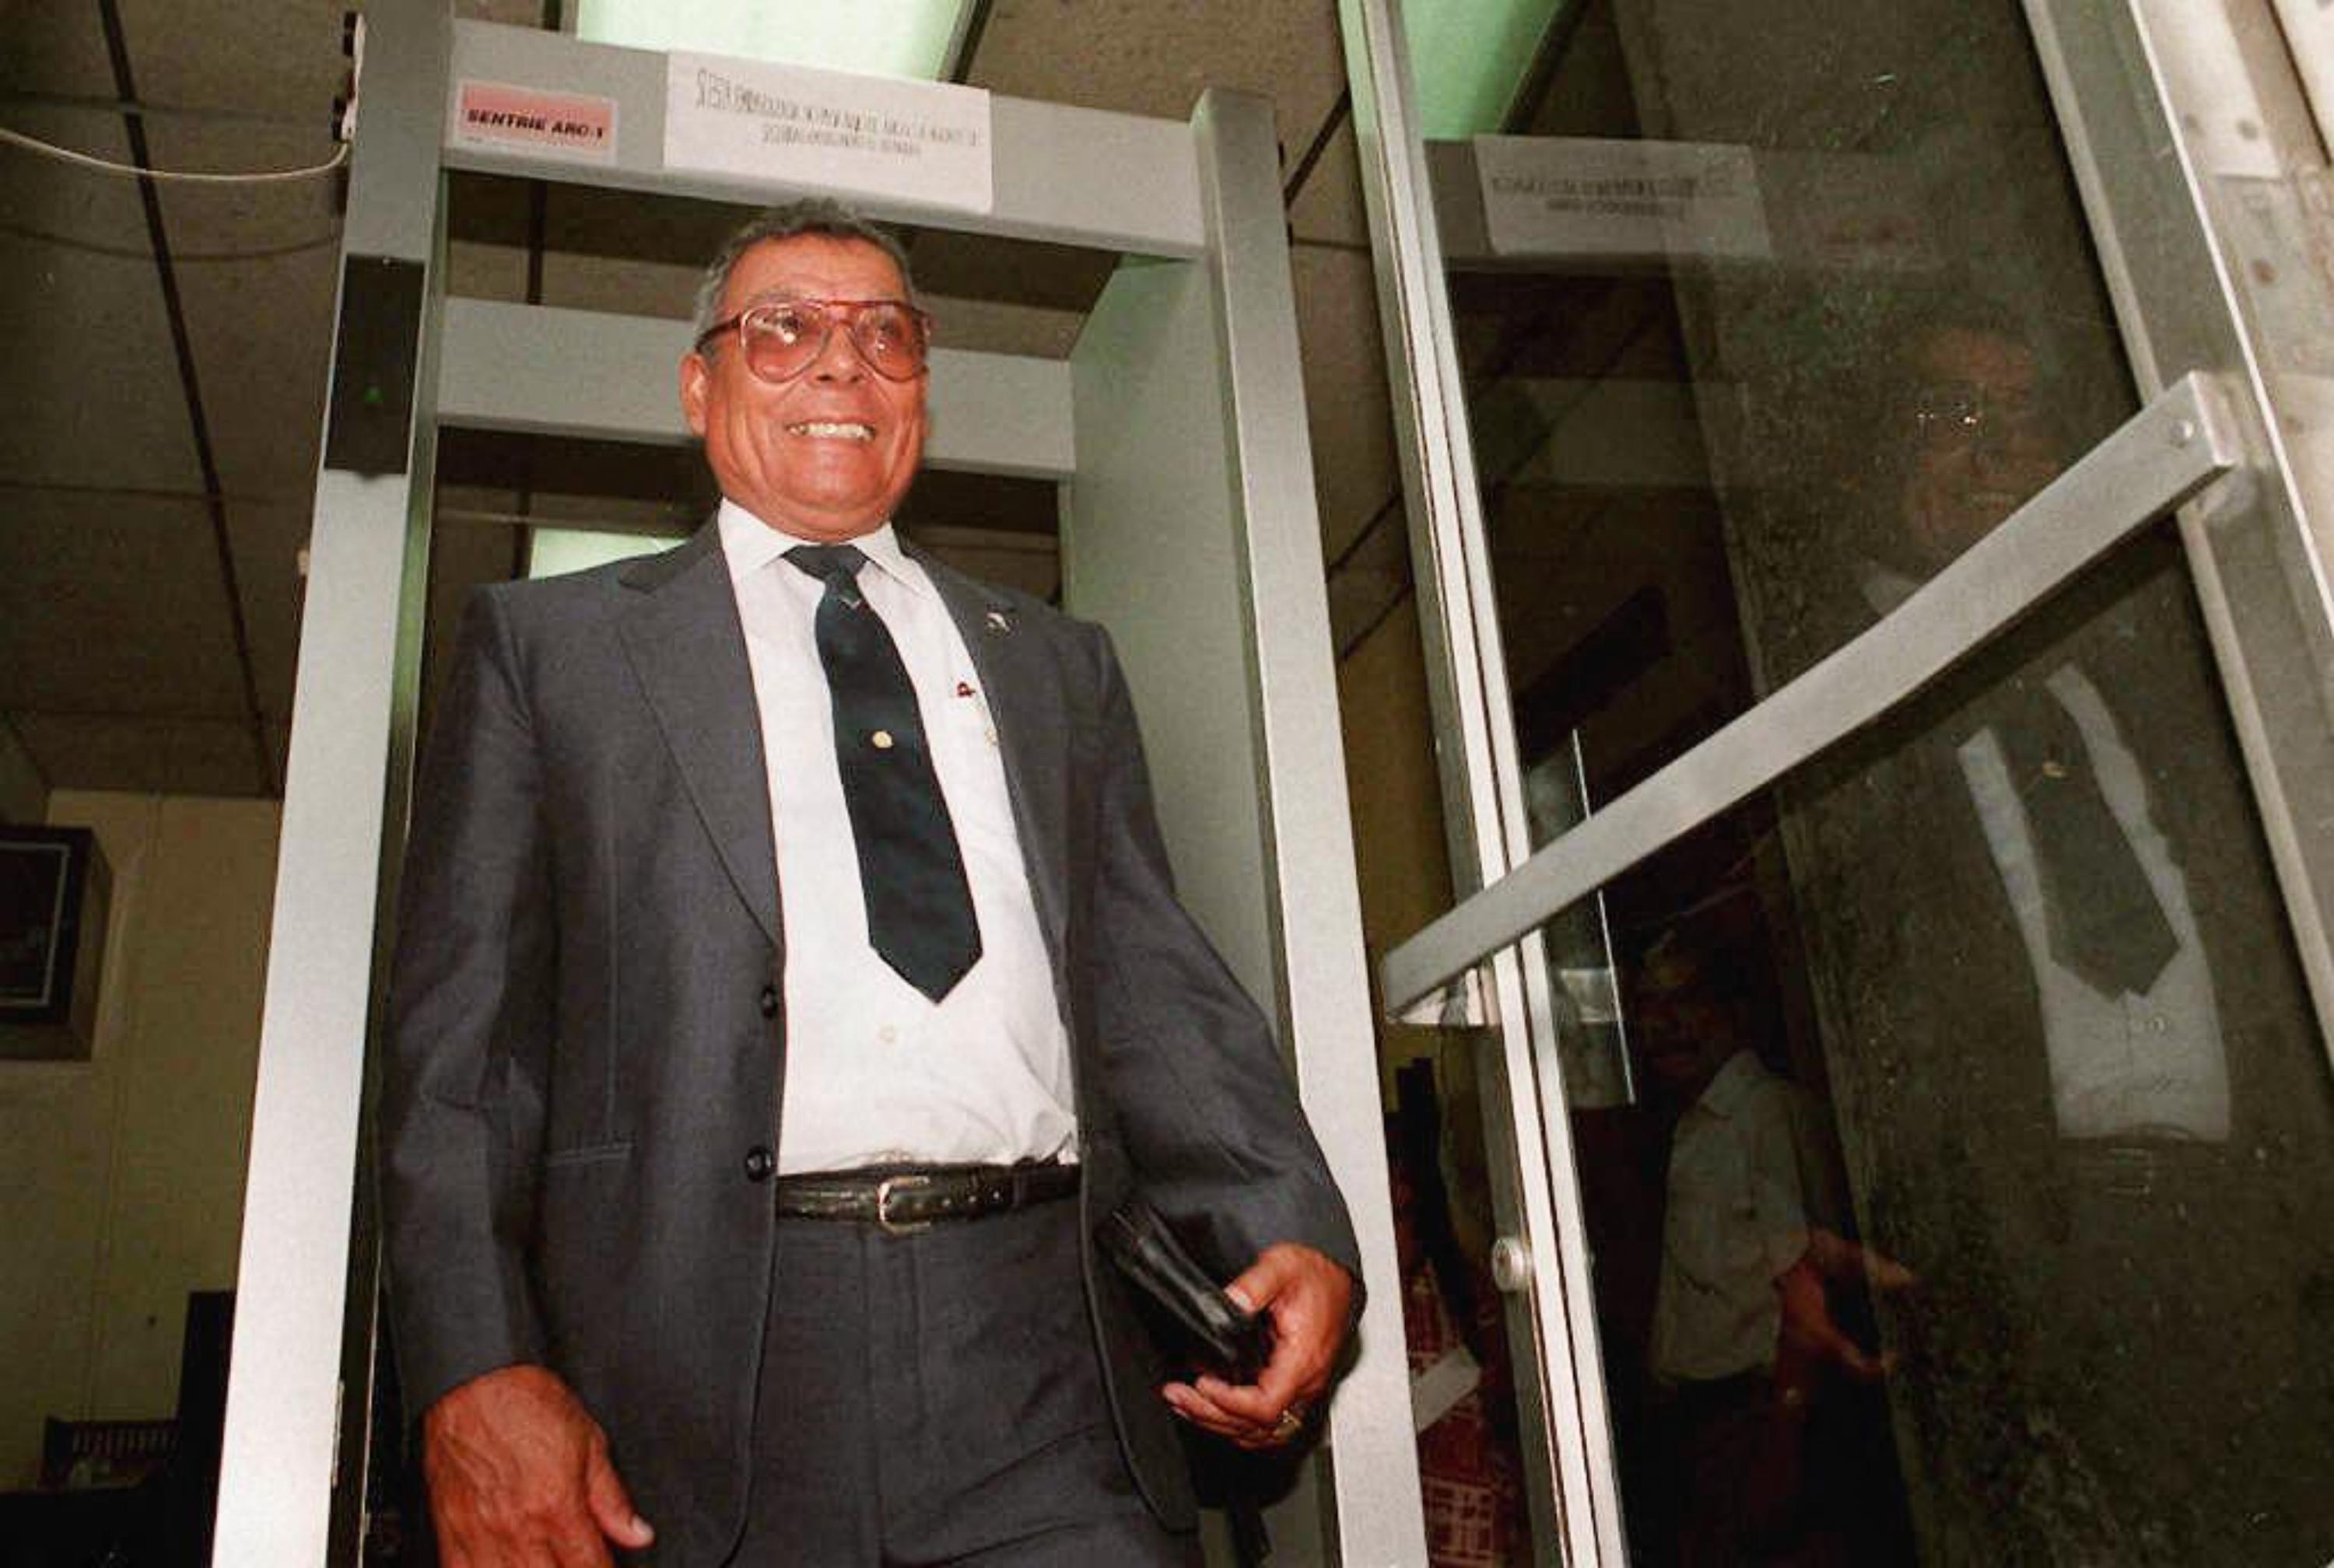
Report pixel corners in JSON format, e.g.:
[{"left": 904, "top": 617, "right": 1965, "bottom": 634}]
[
  {"left": 692, "top": 296, "right": 937, "bottom": 383},
  {"left": 1907, "top": 378, "right": 2052, "bottom": 443}
]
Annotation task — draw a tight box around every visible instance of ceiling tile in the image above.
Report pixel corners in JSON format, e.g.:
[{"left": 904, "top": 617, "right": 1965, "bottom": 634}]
[
  {"left": 0, "top": 489, "right": 251, "bottom": 719},
  {"left": 146, "top": 117, "right": 343, "bottom": 499},
  {"left": 0, "top": 106, "right": 201, "bottom": 494},
  {"left": 971, "top": 0, "right": 1348, "bottom": 145},
  {"left": 0, "top": 4, "right": 116, "bottom": 99},
  {"left": 115, "top": 0, "right": 349, "bottom": 124},
  {"left": 1288, "top": 116, "right": 1367, "bottom": 248},
  {"left": 12, "top": 712, "right": 269, "bottom": 799},
  {"left": 1292, "top": 245, "right": 1399, "bottom": 562}
]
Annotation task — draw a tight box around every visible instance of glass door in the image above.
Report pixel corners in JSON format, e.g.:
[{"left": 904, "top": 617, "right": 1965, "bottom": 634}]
[{"left": 1344, "top": 0, "right": 2334, "bottom": 1561}]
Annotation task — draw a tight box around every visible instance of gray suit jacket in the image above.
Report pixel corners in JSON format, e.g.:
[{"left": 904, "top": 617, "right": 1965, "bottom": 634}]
[{"left": 380, "top": 521, "right": 1359, "bottom": 1564}]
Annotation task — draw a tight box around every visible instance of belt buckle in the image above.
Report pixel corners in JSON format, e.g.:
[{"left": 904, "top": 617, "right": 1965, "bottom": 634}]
[{"left": 874, "top": 1174, "right": 934, "bottom": 1236}]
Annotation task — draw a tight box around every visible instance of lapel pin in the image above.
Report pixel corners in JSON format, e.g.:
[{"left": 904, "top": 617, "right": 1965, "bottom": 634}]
[{"left": 984, "top": 609, "right": 1012, "bottom": 637}]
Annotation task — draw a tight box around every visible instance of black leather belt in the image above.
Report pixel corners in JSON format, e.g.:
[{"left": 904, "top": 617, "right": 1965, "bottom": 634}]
[{"left": 773, "top": 1160, "right": 1080, "bottom": 1235}]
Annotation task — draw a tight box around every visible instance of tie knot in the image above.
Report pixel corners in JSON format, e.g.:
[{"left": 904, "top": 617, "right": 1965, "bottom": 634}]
[{"left": 784, "top": 543, "right": 869, "bottom": 587}]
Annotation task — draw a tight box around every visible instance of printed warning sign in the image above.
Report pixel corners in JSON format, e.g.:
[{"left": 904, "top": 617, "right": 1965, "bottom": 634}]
[
  {"left": 664, "top": 52, "right": 992, "bottom": 214},
  {"left": 454, "top": 80, "right": 618, "bottom": 163},
  {"left": 1476, "top": 135, "right": 1770, "bottom": 263}
]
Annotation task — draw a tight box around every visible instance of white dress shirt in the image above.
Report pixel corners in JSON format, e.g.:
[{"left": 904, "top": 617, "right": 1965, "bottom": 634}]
[
  {"left": 1954, "top": 663, "right": 2231, "bottom": 1141},
  {"left": 1860, "top": 562, "right": 2231, "bottom": 1141},
  {"left": 717, "top": 501, "right": 1077, "bottom": 1174},
  {"left": 1651, "top": 1051, "right": 1829, "bottom": 1383}
]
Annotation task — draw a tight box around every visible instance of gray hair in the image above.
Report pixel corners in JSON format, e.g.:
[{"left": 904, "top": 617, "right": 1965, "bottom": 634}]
[{"left": 691, "top": 198, "right": 919, "bottom": 341}]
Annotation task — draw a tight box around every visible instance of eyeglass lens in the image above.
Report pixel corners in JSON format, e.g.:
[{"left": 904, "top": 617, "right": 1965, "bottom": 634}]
[
  {"left": 740, "top": 300, "right": 927, "bottom": 383},
  {"left": 1912, "top": 380, "right": 2043, "bottom": 438}
]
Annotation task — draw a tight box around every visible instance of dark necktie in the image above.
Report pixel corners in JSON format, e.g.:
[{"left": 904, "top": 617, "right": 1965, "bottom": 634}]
[
  {"left": 1992, "top": 674, "right": 2178, "bottom": 997},
  {"left": 784, "top": 544, "right": 981, "bottom": 1001}
]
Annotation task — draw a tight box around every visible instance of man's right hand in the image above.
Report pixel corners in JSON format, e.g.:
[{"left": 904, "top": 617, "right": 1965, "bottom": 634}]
[{"left": 422, "top": 1364, "right": 654, "bottom": 1568}]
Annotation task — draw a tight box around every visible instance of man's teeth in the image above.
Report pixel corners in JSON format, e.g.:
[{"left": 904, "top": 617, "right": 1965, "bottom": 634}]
[{"left": 789, "top": 421, "right": 874, "bottom": 440}]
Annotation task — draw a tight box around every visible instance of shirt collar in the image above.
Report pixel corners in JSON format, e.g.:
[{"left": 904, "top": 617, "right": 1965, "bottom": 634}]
[
  {"left": 716, "top": 498, "right": 928, "bottom": 599},
  {"left": 1690, "top": 1050, "right": 1763, "bottom": 1119}
]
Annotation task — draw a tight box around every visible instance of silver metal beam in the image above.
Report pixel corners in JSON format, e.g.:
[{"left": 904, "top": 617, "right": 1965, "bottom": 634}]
[
  {"left": 1382, "top": 372, "right": 2241, "bottom": 1017},
  {"left": 211, "top": 1, "right": 450, "bottom": 1562},
  {"left": 434, "top": 298, "right": 1076, "bottom": 478},
  {"left": 445, "top": 19, "right": 1205, "bottom": 256},
  {"left": 1192, "top": 86, "right": 1428, "bottom": 1566}
]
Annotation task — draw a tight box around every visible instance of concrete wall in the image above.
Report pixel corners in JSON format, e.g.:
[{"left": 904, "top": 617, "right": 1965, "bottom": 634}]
[{"left": 0, "top": 791, "right": 279, "bottom": 1487}]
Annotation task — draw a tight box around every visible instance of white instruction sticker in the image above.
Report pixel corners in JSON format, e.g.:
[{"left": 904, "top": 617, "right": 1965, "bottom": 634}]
[
  {"left": 1477, "top": 135, "right": 1771, "bottom": 263},
  {"left": 664, "top": 52, "right": 993, "bottom": 213}
]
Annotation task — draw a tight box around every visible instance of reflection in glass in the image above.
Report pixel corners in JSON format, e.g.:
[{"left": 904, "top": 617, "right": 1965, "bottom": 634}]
[
  {"left": 1397, "top": 0, "right": 2334, "bottom": 1560},
  {"left": 1390, "top": 1045, "right": 1533, "bottom": 1566},
  {"left": 1519, "top": 526, "right": 2334, "bottom": 1566}
]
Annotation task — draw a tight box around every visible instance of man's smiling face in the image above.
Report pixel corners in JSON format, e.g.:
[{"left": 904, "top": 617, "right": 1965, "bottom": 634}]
[{"left": 680, "top": 233, "right": 928, "bottom": 541}]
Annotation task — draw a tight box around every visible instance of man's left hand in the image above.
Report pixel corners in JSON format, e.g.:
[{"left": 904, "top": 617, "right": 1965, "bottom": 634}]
[{"left": 1162, "top": 1242, "right": 1354, "bottom": 1450}]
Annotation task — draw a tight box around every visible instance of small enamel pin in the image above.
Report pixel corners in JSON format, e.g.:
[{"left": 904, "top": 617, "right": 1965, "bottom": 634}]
[{"left": 984, "top": 609, "right": 1012, "bottom": 637}]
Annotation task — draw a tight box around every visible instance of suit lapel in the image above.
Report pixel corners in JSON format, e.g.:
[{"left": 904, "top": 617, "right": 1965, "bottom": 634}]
[
  {"left": 617, "top": 524, "right": 781, "bottom": 948},
  {"left": 916, "top": 548, "right": 1071, "bottom": 980}
]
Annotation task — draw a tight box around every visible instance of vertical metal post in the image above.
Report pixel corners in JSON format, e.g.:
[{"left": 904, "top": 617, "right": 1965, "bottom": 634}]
[
  {"left": 1335, "top": 0, "right": 1628, "bottom": 1559},
  {"left": 210, "top": 2, "right": 448, "bottom": 1561},
  {"left": 1191, "top": 87, "right": 1430, "bottom": 1565}
]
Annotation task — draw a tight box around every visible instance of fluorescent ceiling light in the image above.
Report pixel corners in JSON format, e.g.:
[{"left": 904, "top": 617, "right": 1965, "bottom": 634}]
[
  {"left": 527, "top": 527, "right": 682, "bottom": 582},
  {"left": 1406, "top": 0, "right": 1571, "bottom": 138},
  {"left": 574, "top": 0, "right": 974, "bottom": 81}
]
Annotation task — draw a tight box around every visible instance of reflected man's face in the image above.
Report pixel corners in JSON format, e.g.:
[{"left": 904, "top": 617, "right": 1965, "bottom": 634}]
[{"left": 1901, "top": 327, "right": 2062, "bottom": 569}]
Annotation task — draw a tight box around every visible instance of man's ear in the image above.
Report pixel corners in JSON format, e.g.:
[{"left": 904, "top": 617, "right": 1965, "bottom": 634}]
[{"left": 679, "top": 352, "right": 710, "bottom": 437}]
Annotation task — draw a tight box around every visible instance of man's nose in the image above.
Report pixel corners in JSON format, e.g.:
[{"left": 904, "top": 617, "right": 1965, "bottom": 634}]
[{"left": 808, "top": 321, "right": 869, "bottom": 380}]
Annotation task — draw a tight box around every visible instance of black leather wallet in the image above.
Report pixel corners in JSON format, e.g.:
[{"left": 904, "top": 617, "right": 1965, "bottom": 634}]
[{"left": 1099, "top": 1199, "right": 1274, "bottom": 1384}]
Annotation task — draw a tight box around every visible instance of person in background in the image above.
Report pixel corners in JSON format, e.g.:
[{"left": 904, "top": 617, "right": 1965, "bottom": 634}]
[{"left": 1633, "top": 930, "right": 1910, "bottom": 1566}]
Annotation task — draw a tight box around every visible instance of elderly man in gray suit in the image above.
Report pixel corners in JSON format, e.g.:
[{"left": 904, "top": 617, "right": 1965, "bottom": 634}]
[{"left": 380, "top": 198, "right": 1360, "bottom": 1567}]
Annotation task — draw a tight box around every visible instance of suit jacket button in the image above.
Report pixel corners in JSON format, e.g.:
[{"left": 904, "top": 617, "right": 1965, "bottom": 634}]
[
  {"left": 743, "top": 1146, "right": 776, "bottom": 1183},
  {"left": 758, "top": 985, "right": 779, "bottom": 1019}
]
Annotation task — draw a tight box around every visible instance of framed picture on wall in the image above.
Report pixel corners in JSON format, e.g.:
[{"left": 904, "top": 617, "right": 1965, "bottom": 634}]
[{"left": 1, "top": 827, "right": 107, "bottom": 1060}]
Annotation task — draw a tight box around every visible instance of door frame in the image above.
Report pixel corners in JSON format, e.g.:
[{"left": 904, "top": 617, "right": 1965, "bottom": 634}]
[{"left": 1338, "top": 0, "right": 2334, "bottom": 1559}]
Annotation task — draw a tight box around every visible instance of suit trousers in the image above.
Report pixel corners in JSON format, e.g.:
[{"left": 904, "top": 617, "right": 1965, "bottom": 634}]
[{"left": 727, "top": 1199, "right": 1201, "bottom": 1566}]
